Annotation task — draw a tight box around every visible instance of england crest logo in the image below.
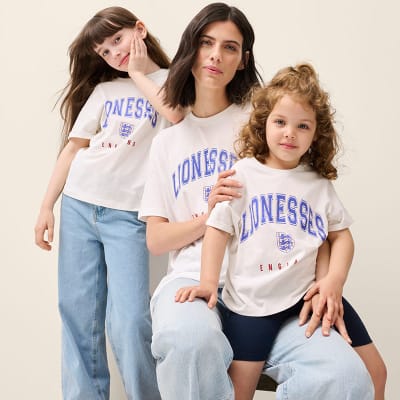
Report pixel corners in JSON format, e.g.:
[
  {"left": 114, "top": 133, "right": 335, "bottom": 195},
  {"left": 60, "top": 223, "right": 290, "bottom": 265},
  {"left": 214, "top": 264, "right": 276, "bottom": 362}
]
[
  {"left": 119, "top": 122, "right": 134, "bottom": 138},
  {"left": 203, "top": 185, "right": 213, "bottom": 202},
  {"left": 276, "top": 232, "right": 295, "bottom": 253}
]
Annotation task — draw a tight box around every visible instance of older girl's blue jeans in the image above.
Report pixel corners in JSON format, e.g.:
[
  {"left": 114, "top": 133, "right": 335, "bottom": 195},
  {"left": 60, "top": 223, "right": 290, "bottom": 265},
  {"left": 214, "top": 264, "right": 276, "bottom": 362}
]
[{"left": 58, "top": 195, "right": 160, "bottom": 400}]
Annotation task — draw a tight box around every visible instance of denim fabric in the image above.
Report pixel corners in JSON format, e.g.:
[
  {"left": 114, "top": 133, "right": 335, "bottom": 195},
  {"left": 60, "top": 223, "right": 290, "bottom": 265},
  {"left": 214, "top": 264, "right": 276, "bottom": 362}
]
[
  {"left": 151, "top": 278, "right": 374, "bottom": 400},
  {"left": 264, "top": 316, "right": 374, "bottom": 399},
  {"left": 151, "top": 279, "right": 234, "bottom": 400},
  {"left": 58, "top": 195, "right": 160, "bottom": 400}
]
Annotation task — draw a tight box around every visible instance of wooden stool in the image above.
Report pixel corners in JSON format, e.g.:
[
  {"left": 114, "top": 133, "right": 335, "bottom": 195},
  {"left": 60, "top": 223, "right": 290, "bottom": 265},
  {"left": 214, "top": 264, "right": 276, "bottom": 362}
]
[{"left": 256, "top": 374, "right": 277, "bottom": 392}]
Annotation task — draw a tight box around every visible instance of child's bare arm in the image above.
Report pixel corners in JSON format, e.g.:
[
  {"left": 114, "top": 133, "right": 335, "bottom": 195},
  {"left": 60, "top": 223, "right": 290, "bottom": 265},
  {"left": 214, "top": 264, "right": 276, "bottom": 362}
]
[
  {"left": 34, "top": 138, "right": 89, "bottom": 250},
  {"left": 300, "top": 230, "right": 353, "bottom": 342},
  {"left": 128, "top": 32, "right": 184, "bottom": 124},
  {"left": 175, "top": 226, "right": 230, "bottom": 308}
]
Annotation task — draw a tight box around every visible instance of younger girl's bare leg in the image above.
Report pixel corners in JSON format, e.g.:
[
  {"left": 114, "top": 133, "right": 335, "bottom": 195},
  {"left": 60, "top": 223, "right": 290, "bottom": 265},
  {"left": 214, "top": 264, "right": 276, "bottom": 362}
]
[
  {"left": 228, "top": 360, "right": 265, "bottom": 400},
  {"left": 354, "top": 343, "right": 387, "bottom": 400}
]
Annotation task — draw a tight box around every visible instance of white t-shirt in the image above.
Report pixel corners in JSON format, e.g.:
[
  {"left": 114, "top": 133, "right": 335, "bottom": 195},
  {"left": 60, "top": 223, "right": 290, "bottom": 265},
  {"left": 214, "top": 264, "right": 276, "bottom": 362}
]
[
  {"left": 63, "top": 69, "right": 170, "bottom": 211},
  {"left": 207, "top": 157, "right": 353, "bottom": 316},
  {"left": 139, "top": 104, "right": 250, "bottom": 297}
]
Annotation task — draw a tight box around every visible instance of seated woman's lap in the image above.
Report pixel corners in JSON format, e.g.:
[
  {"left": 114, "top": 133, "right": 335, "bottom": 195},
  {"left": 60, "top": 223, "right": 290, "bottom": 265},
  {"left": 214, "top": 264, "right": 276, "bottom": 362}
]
[
  {"left": 263, "top": 314, "right": 374, "bottom": 399},
  {"left": 151, "top": 280, "right": 374, "bottom": 400}
]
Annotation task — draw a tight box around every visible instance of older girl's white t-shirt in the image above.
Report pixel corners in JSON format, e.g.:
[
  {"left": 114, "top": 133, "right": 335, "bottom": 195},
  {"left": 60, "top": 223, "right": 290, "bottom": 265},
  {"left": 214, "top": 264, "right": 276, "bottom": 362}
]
[{"left": 63, "top": 69, "right": 170, "bottom": 211}]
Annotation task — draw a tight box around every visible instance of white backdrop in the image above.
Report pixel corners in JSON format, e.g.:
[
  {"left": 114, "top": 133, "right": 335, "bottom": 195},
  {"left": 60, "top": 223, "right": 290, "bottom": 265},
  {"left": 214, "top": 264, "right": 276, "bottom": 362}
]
[{"left": 1, "top": 1, "right": 399, "bottom": 399}]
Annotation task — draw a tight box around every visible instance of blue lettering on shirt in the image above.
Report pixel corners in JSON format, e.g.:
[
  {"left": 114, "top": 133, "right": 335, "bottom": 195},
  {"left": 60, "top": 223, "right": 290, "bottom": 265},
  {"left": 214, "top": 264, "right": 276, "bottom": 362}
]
[
  {"left": 172, "top": 148, "right": 237, "bottom": 198},
  {"left": 125, "top": 97, "right": 135, "bottom": 117},
  {"left": 240, "top": 194, "right": 326, "bottom": 243},
  {"left": 102, "top": 96, "right": 159, "bottom": 128}
]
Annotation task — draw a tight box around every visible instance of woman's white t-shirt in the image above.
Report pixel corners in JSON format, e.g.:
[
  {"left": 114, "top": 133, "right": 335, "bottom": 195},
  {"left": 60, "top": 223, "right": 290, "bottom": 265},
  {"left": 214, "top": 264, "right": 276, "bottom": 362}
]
[{"left": 139, "top": 104, "right": 250, "bottom": 298}]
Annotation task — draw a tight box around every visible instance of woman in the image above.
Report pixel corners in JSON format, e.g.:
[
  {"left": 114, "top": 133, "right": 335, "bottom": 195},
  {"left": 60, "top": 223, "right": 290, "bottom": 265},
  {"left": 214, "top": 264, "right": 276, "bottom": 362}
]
[{"left": 139, "top": 3, "right": 375, "bottom": 399}]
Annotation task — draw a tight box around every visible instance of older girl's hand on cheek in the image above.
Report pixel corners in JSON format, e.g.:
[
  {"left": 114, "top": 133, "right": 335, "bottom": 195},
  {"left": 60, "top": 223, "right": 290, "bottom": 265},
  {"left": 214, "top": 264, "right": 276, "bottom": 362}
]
[{"left": 128, "top": 31, "right": 148, "bottom": 78}]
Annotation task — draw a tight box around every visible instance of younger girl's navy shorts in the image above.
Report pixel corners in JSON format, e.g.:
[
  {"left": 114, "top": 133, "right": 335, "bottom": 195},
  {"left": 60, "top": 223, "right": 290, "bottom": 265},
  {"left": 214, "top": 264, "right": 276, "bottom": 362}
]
[{"left": 219, "top": 297, "right": 372, "bottom": 361}]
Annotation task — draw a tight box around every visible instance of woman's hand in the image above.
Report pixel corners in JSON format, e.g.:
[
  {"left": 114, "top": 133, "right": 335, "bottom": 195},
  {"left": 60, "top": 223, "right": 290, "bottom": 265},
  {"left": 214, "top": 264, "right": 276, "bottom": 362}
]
[{"left": 207, "top": 169, "right": 242, "bottom": 214}]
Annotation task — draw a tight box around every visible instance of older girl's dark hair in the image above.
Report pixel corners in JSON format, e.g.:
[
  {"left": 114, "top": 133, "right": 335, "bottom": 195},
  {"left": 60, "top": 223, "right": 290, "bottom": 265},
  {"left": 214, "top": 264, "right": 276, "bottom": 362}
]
[
  {"left": 236, "top": 63, "right": 340, "bottom": 180},
  {"left": 163, "top": 2, "right": 262, "bottom": 108},
  {"left": 59, "top": 6, "right": 170, "bottom": 150}
]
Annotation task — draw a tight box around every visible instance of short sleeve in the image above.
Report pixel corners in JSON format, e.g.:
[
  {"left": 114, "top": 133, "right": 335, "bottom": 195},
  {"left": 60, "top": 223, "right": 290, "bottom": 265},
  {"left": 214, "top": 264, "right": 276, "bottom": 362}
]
[
  {"left": 68, "top": 85, "right": 105, "bottom": 139},
  {"left": 138, "top": 134, "right": 170, "bottom": 221},
  {"left": 327, "top": 182, "right": 353, "bottom": 231}
]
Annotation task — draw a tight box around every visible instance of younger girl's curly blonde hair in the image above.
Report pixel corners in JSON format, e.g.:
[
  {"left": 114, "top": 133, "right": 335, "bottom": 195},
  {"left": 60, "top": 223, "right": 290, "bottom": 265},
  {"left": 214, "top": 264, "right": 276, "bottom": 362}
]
[{"left": 235, "top": 63, "right": 340, "bottom": 180}]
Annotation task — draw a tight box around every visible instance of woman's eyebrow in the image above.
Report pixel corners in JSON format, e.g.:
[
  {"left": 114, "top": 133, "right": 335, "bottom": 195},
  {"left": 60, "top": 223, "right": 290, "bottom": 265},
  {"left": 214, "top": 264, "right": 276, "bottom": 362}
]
[{"left": 200, "top": 34, "right": 241, "bottom": 47}]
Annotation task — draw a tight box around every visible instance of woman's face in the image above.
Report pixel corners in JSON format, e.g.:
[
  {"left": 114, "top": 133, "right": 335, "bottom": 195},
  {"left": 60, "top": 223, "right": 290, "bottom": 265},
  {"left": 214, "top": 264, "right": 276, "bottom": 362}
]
[{"left": 191, "top": 20, "right": 244, "bottom": 92}]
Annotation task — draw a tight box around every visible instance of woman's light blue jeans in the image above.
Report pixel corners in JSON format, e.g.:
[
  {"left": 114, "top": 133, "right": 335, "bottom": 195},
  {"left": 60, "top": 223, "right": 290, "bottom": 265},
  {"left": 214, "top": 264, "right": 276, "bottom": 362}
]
[
  {"left": 151, "top": 278, "right": 374, "bottom": 400},
  {"left": 58, "top": 195, "right": 160, "bottom": 400}
]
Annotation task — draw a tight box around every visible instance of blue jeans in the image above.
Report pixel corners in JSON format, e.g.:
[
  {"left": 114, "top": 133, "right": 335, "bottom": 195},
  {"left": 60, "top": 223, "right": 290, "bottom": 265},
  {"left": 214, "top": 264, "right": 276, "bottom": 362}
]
[
  {"left": 151, "top": 278, "right": 374, "bottom": 400},
  {"left": 58, "top": 195, "right": 160, "bottom": 400}
]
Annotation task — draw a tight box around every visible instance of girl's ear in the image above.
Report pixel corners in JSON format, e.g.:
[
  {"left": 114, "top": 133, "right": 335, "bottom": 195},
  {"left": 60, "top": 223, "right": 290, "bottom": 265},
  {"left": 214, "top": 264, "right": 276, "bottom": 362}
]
[
  {"left": 135, "top": 20, "right": 147, "bottom": 39},
  {"left": 237, "top": 50, "right": 250, "bottom": 70}
]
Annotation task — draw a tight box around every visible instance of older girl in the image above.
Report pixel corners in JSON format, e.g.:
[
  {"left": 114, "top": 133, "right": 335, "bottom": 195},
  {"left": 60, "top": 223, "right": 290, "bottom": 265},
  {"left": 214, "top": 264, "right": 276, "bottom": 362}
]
[{"left": 35, "top": 7, "right": 182, "bottom": 399}]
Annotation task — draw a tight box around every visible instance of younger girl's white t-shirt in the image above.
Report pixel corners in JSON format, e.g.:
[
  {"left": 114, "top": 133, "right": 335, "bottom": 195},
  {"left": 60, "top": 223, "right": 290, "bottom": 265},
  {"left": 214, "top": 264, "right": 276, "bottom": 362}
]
[{"left": 207, "top": 157, "right": 353, "bottom": 316}]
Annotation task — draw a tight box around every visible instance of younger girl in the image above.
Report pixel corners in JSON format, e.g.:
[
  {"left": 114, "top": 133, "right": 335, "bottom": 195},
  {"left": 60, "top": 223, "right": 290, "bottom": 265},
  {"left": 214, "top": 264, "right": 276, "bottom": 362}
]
[
  {"left": 34, "top": 6, "right": 182, "bottom": 399},
  {"left": 176, "top": 63, "right": 386, "bottom": 399}
]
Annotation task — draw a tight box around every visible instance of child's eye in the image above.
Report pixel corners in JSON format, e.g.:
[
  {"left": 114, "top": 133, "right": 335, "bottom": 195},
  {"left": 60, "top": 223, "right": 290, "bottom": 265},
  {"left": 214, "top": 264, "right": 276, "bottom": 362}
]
[
  {"left": 275, "top": 119, "right": 285, "bottom": 126},
  {"left": 114, "top": 36, "right": 121, "bottom": 44},
  {"left": 298, "top": 123, "right": 309, "bottom": 130},
  {"left": 102, "top": 49, "right": 109, "bottom": 57}
]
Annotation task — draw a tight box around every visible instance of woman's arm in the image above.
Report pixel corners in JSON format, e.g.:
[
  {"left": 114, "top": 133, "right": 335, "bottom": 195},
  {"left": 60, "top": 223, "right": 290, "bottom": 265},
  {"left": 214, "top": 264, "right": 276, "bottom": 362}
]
[
  {"left": 34, "top": 138, "right": 89, "bottom": 250},
  {"left": 146, "top": 214, "right": 208, "bottom": 256},
  {"left": 146, "top": 169, "right": 242, "bottom": 255}
]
